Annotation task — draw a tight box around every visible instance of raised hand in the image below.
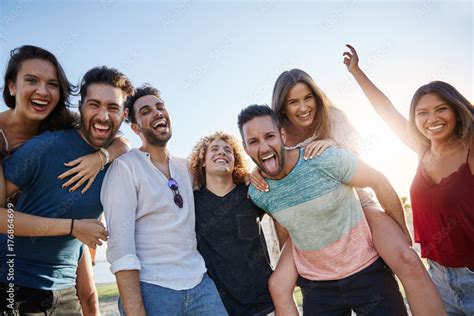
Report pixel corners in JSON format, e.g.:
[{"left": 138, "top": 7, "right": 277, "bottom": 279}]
[{"left": 343, "top": 44, "right": 360, "bottom": 74}]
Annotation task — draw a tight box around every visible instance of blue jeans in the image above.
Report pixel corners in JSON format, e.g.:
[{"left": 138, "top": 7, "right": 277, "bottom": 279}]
[
  {"left": 428, "top": 260, "right": 474, "bottom": 315},
  {"left": 119, "top": 273, "right": 227, "bottom": 316}
]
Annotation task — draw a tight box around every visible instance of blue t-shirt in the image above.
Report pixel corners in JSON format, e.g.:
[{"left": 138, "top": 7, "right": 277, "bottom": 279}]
[{"left": 0, "top": 129, "right": 107, "bottom": 290}]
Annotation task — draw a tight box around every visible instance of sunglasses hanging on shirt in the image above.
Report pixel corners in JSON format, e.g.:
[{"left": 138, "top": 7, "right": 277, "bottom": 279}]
[{"left": 168, "top": 177, "right": 183, "bottom": 208}]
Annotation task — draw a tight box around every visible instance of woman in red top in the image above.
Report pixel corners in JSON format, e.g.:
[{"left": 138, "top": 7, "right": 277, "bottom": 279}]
[{"left": 346, "top": 44, "right": 473, "bottom": 315}]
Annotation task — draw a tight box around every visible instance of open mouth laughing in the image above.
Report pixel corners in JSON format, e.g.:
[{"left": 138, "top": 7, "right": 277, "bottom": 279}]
[
  {"left": 92, "top": 122, "right": 112, "bottom": 139},
  {"left": 30, "top": 99, "right": 50, "bottom": 112},
  {"left": 213, "top": 157, "right": 230, "bottom": 167},
  {"left": 152, "top": 118, "right": 168, "bottom": 132},
  {"left": 426, "top": 124, "right": 445, "bottom": 133},
  {"left": 297, "top": 111, "right": 311, "bottom": 119}
]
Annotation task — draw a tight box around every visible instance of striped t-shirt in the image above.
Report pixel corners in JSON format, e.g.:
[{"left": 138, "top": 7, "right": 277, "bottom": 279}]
[{"left": 249, "top": 147, "right": 378, "bottom": 281}]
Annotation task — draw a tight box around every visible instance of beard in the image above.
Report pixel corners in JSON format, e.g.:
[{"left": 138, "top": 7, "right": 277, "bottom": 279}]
[
  {"left": 141, "top": 127, "right": 172, "bottom": 147},
  {"left": 80, "top": 121, "right": 118, "bottom": 148}
]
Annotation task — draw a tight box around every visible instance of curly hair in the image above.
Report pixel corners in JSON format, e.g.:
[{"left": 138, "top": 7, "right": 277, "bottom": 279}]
[{"left": 189, "top": 131, "right": 248, "bottom": 189}]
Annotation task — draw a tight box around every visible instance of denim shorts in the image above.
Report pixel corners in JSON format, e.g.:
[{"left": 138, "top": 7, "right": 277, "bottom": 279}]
[
  {"left": 119, "top": 273, "right": 227, "bottom": 315},
  {"left": 428, "top": 259, "right": 474, "bottom": 315},
  {"left": 296, "top": 258, "right": 407, "bottom": 316}
]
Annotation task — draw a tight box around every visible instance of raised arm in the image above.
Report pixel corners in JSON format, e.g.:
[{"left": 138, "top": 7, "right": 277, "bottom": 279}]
[
  {"left": 347, "top": 158, "right": 412, "bottom": 245},
  {"left": 344, "top": 44, "right": 416, "bottom": 152},
  {"left": 0, "top": 179, "right": 107, "bottom": 248},
  {"left": 59, "top": 134, "right": 130, "bottom": 193}
]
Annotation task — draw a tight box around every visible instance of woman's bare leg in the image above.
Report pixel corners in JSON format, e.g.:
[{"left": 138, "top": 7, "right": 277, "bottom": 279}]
[
  {"left": 363, "top": 206, "right": 446, "bottom": 315},
  {"left": 269, "top": 238, "right": 299, "bottom": 316}
]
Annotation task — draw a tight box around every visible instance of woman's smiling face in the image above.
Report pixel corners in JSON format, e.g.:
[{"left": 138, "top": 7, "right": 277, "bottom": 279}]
[
  {"left": 283, "top": 82, "right": 317, "bottom": 128},
  {"left": 414, "top": 93, "right": 457, "bottom": 143},
  {"left": 8, "top": 58, "right": 60, "bottom": 121}
]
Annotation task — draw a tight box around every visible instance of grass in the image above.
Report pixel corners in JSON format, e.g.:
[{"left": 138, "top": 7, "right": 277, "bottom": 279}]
[
  {"left": 97, "top": 283, "right": 119, "bottom": 301},
  {"left": 294, "top": 287, "right": 302, "bottom": 306}
]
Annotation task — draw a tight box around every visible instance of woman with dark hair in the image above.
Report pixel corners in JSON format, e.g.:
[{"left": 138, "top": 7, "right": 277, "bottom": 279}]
[
  {"left": 345, "top": 44, "right": 473, "bottom": 315},
  {"left": 0, "top": 45, "right": 129, "bottom": 314},
  {"left": 251, "top": 67, "right": 446, "bottom": 314}
]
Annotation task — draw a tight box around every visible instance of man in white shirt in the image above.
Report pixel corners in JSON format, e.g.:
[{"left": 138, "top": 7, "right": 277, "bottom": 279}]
[{"left": 101, "top": 85, "right": 226, "bottom": 315}]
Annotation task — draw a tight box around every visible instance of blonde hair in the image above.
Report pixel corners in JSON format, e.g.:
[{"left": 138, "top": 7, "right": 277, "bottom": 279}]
[{"left": 189, "top": 131, "right": 248, "bottom": 188}]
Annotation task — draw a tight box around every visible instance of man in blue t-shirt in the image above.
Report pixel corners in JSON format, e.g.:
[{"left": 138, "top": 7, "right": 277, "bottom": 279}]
[{"left": 0, "top": 66, "right": 133, "bottom": 314}]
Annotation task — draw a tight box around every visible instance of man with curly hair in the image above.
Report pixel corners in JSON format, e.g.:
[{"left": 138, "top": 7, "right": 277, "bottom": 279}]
[
  {"left": 190, "top": 131, "right": 274, "bottom": 316},
  {"left": 101, "top": 85, "right": 226, "bottom": 315}
]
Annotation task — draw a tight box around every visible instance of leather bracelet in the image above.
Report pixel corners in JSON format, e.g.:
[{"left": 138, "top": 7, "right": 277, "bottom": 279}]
[{"left": 69, "top": 219, "right": 75, "bottom": 236}]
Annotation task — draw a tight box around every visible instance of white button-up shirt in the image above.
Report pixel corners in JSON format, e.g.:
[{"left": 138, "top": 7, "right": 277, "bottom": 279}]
[{"left": 101, "top": 149, "right": 206, "bottom": 290}]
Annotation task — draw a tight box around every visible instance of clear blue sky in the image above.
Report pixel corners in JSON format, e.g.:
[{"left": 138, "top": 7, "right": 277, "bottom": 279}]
[{"left": 1, "top": 0, "right": 472, "bottom": 195}]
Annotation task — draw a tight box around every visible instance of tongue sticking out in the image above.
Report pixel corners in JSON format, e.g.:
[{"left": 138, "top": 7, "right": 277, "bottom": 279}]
[{"left": 263, "top": 156, "right": 278, "bottom": 174}]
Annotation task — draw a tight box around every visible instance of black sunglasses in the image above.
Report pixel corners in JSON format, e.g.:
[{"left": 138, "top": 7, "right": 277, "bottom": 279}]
[{"left": 168, "top": 178, "right": 183, "bottom": 208}]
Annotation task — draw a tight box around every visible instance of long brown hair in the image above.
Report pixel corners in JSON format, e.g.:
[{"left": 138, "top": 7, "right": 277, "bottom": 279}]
[
  {"left": 271, "top": 69, "right": 333, "bottom": 140},
  {"left": 408, "top": 81, "right": 473, "bottom": 147},
  {"left": 3, "top": 45, "right": 77, "bottom": 132}
]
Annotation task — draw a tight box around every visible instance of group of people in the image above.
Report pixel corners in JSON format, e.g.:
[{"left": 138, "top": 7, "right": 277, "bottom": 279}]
[{"left": 0, "top": 44, "right": 472, "bottom": 316}]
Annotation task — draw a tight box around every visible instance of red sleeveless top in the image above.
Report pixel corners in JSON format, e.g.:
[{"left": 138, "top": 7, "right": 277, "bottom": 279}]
[{"left": 410, "top": 149, "right": 474, "bottom": 269}]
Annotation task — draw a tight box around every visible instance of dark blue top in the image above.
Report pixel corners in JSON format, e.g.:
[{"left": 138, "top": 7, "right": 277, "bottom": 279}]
[
  {"left": 0, "top": 129, "right": 108, "bottom": 290},
  {"left": 194, "top": 183, "right": 274, "bottom": 316}
]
